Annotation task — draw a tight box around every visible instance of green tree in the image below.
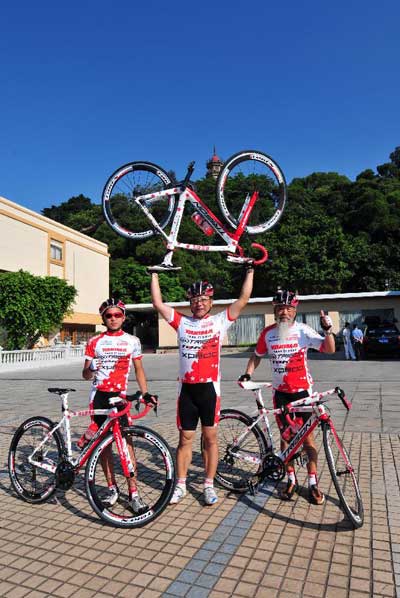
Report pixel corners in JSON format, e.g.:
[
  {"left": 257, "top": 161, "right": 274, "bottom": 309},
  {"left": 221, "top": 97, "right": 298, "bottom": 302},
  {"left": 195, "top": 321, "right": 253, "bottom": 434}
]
[{"left": 0, "top": 270, "right": 76, "bottom": 350}]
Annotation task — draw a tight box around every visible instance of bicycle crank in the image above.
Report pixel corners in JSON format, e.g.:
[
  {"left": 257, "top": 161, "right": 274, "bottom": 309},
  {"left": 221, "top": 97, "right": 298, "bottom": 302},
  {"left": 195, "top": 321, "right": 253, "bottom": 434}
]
[
  {"left": 259, "top": 454, "right": 285, "bottom": 482},
  {"left": 55, "top": 460, "right": 76, "bottom": 490}
]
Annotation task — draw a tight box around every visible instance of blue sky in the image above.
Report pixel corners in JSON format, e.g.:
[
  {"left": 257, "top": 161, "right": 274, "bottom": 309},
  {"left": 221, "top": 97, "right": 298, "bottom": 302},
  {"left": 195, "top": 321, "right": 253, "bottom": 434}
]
[{"left": 1, "top": 0, "right": 399, "bottom": 214}]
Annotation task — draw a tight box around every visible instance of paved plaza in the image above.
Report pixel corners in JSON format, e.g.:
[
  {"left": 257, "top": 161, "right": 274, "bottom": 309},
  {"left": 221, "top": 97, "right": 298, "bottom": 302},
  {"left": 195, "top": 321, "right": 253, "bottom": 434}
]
[{"left": 1, "top": 352, "right": 400, "bottom": 597}]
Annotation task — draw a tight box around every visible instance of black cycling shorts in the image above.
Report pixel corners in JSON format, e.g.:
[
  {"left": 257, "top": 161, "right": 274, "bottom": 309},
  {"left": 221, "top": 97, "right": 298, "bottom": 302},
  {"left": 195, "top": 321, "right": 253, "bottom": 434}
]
[
  {"left": 177, "top": 382, "right": 219, "bottom": 431},
  {"left": 273, "top": 389, "right": 311, "bottom": 433},
  {"left": 91, "top": 390, "right": 127, "bottom": 428}
]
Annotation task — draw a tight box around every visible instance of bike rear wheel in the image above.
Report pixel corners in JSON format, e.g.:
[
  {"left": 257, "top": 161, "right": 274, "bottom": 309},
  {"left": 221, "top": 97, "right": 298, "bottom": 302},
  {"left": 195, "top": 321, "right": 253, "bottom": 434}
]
[
  {"left": 102, "top": 161, "right": 175, "bottom": 240},
  {"left": 322, "top": 422, "right": 364, "bottom": 528},
  {"left": 8, "top": 417, "right": 64, "bottom": 503},
  {"left": 216, "top": 150, "right": 287, "bottom": 234},
  {"left": 209, "top": 409, "right": 268, "bottom": 493},
  {"left": 85, "top": 425, "right": 175, "bottom": 528}
]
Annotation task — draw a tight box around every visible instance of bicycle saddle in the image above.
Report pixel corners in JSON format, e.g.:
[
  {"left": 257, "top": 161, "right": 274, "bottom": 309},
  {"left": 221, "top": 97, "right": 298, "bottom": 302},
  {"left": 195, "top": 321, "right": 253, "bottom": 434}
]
[{"left": 48, "top": 387, "right": 76, "bottom": 395}]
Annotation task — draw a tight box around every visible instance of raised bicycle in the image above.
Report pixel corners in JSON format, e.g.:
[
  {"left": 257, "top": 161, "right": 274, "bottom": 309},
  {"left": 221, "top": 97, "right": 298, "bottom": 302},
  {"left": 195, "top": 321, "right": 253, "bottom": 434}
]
[
  {"left": 102, "top": 150, "right": 287, "bottom": 269},
  {"left": 213, "top": 381, "right": 364, "bottom": 528},
  {"left": 8, "top": 388, "right": 175, "bottom": 528}
]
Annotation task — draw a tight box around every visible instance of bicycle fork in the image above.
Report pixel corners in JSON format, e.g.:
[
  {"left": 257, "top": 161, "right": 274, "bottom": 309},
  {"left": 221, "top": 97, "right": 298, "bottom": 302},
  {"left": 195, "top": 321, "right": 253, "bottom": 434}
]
[{"left": 114, "top": 426, "right": 136, "bottom": 478}]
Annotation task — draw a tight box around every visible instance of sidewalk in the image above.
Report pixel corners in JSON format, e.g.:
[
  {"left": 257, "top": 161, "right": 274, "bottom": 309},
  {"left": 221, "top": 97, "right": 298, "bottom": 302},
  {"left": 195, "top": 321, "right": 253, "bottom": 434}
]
[{"left": 1, "top": 355, "right": 399, "bottom": 597}]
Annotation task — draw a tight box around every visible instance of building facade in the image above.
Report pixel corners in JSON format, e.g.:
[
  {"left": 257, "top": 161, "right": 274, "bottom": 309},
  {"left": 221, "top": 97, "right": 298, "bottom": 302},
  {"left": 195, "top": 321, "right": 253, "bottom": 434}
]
[
  {"left": 126, "top": 291, "right": 400, "bottom": 351},
  {"left": 0, "top": 195, "right": 109, "bottom": 344}
]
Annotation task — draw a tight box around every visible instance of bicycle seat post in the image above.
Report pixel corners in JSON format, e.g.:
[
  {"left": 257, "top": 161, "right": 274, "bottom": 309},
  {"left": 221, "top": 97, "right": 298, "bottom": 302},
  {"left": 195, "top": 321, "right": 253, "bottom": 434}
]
[{"left": 182, "top": 161, "right": 195, "bottom": 188}]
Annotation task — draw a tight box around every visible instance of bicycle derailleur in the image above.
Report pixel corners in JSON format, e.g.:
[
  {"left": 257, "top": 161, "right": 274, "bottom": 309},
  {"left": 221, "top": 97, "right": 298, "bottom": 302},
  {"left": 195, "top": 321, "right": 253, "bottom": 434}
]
[
  {"left": 247, "top": 453, "right": 285, "bottom": 496},
  {"left": 55, "top": 460, "right": 76, "bottom": 490}
]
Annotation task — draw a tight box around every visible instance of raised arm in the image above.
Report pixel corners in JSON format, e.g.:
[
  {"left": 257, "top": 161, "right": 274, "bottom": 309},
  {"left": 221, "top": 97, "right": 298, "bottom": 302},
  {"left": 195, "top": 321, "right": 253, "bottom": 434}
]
[
  {"left": 150, "top": 272, "right": 173, "bottom": 321},
  {"left": 320, "top": 310, "right": 335, "bottom": 354},
  {"left": 228, "top": 266, "right": 254, "bottom": 321}
]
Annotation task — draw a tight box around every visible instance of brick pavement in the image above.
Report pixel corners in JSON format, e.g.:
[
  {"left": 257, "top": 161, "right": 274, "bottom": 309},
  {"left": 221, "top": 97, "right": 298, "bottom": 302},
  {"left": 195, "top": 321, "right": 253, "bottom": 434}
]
[{"left": 1, "top": 353, "right": 400, "bottom": 597}]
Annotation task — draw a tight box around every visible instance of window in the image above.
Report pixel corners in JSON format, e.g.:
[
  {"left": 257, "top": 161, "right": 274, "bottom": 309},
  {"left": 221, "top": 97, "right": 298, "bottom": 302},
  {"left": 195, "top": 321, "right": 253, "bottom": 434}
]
[
  {"left": 227, "top": 314, "right": 265, "bottom": 346},
  {"left": 50, "top": 240, "right": 63, "bottom": 261},
  {"left": 296, "top": 312, "right": 324, "bottom": 332}
]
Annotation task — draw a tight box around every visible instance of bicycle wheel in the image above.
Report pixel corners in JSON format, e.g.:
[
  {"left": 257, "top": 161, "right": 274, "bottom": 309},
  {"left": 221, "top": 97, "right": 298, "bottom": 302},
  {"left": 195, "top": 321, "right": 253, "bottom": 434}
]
[
  {"left": 211, "top": 409, "right": 268, "bottom": 493},
  {"left": 102, "top": 161, "right": 175, "bottom": 240},
  {"left": 322, "top": 422, "right": 364, "bottom": 528},
  {"left": 85, "top": 425, "right": 175, "bottom": 528},
  {"left": 216, "top": 150, "right": 287, "bottom": 234},
  {"left": 8, "top": 417, "right": 64, "bottom": 503}
]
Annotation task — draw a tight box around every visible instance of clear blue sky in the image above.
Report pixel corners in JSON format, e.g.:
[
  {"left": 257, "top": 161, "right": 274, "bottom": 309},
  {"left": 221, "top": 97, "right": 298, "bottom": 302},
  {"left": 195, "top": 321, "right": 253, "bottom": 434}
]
[{"left": 1, "top": 0, "right": 399, "bottom": 214}]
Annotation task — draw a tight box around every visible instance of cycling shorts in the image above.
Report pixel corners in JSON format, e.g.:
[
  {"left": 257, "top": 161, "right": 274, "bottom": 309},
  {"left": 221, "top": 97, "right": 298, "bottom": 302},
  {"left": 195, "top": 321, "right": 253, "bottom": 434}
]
[
  {"left": 273, "top": 389, "right": 311, "bottom": 434},
  {"left": 90, "top": 389, "right": 128, "bottom": 428},
  {"left": 177, "top": 382, "right": 220, "bottom": 431}
]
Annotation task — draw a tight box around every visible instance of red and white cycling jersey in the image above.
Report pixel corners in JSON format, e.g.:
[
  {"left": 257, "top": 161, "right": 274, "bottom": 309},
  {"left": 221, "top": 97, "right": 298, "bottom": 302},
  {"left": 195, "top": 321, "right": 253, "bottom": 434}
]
[
  {"left": 255, "top": 322, "right": 324, "bottom": 393},
  {"left": 85, "top": 330, "right": 142, "bottom": 395},
  {"left": 168, "top": 309, "right": 235, "bottom": 383}
]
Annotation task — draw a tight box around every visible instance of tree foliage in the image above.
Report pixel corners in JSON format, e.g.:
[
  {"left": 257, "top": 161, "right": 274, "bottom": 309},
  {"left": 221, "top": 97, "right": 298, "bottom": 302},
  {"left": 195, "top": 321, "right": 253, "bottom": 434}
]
[
  {"left": 0, "top": 270, "right": 77, "bottom": 350},
  {"left": 41, "top": 147, "right": 400, "bottom": 301}
]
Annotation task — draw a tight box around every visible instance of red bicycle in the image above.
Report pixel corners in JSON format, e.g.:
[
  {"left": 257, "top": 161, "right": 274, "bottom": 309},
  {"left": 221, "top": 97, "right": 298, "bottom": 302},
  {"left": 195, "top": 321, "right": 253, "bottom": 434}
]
[
  {"left": 8, "top": 388, "right": 175, "bottom": 528},
  {"left": 102, "top": 150, "right": 287, "bottom": 269}
]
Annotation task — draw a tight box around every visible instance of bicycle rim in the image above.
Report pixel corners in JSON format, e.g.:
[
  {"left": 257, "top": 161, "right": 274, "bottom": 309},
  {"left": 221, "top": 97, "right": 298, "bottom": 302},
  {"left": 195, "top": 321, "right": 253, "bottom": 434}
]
[
  {"left": 8, "top": 417, "right": 63, "bottom": 503},
  {"left": 216, "top": 150, "right": 287, "bottom": 234},
  {"left": 85, "top": 426, "right": 175, "bottom": 528},
  {"left": 323, "top": 422, "right": 364, "bottom": 528},
  {"left": 102, "top": 161, "right": 175, "bottom": 240},
  {"left": 212, "top": 410, "right": 267, "bottom": 492}
]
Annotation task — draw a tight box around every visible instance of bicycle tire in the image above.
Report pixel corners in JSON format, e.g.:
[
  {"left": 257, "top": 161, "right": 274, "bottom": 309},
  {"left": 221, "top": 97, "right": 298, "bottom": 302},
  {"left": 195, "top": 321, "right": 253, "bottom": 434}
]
[
  {"left": 8, "top": 416, "right": 64, "bottom": 504},
  {"left": 102, "top": 161, "right": 175, "bottom": 240},
  {"left": 322, "top": 422, "right": 364, "bottom": 528},
  {"left": 216, "top": 150, "right": 287, "bottom": 234},
  {"left": 85, "top": 425, "right": 175, "bottom": 528},
  {"left": 209, "top": 409, "right": 268, "bottom": 493}
]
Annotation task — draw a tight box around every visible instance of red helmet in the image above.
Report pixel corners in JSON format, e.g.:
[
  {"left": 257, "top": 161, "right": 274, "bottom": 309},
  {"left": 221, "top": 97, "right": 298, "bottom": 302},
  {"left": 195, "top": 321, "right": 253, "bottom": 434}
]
[
  {"left": 99, "top": 298, "right": 126, "bottom": 317},
  {"left": 272, "top": 289, "right": 299, "bottom": 307},
  {"left": 186, "top": 281, "right": 214, "bottom": 299}
]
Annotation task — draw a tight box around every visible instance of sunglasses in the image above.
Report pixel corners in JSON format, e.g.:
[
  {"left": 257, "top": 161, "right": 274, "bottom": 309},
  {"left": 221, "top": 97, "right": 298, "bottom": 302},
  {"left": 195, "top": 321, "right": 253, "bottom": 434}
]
[{"left": 104, "top": 311, "right": 124, "bottom": 319}]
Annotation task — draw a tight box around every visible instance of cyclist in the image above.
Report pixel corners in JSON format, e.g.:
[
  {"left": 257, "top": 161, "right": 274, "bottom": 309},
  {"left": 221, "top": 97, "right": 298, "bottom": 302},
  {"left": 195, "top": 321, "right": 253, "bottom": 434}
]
[
  {"left": 239, "top": 289, "right": 335, "bottom": 505},
  {"left": 149, "top": 266, "right": 254, "bottom": 506},
  {"left": 82, "top": 297, "right": 155, "bottom": 513}
]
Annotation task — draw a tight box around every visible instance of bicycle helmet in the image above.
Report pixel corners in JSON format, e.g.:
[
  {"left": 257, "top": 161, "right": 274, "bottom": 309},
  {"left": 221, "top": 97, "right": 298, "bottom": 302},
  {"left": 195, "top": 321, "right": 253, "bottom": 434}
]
[
  {"left": 186, "top": 281, "right": 214, "bottom": 299},
  {"left": 99, "top": 298, "right": 126, "bottom": 316},
  {"left": 272, "top": 289, "right": 299, "bottom": 307}
]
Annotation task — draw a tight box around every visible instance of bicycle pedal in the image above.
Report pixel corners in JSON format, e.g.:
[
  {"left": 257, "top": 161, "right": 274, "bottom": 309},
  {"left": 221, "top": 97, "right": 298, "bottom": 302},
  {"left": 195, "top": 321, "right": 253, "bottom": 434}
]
[
  {"left": 226, "top": 256, "right": 247, "bottom": 264},
  {"left": 147, "top": 264, "right": 182, "bottom": 272},
  {"left": 247, "top": 479, "right": 259, "bottom": 496}
]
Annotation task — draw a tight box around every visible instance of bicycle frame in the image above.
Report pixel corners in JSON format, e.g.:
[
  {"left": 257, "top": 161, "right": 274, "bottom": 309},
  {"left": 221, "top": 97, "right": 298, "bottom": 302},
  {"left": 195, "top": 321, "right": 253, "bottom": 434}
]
[
  {"left": 135, "top": 184, "right": 268, "bottom": 264},
  {"left": 232, "top": 385, "right": 352, "bottom": 472},
  {"left": 29, "top": 392, "right": 135, "bottom": 478}
]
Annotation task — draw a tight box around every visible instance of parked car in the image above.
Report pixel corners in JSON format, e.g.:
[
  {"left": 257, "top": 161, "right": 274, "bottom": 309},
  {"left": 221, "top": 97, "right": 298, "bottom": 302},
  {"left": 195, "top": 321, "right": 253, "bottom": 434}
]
[{"left": 363, "top": 320, "right": 400, "bottom": 358}]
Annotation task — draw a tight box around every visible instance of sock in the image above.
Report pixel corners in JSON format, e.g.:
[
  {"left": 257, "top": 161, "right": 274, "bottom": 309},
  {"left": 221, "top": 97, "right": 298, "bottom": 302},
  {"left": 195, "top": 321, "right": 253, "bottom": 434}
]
[
  {"left": 108, "top": 483, "right": 117, "bottom": 491},
  {"left": 129, "top": 489, "right": 138, "bottom": 500},
  {"left": 287, "top": 469, "right": 296, "bottom": 484},
  {"left": 204, "top": 478, "right": 214, "bottom": 489},
  {"left": 176, "top": 477, "right": 187, "bottom": 489},
  {"left": 308, "top": 473, "right": 317, "bottom": 487}
]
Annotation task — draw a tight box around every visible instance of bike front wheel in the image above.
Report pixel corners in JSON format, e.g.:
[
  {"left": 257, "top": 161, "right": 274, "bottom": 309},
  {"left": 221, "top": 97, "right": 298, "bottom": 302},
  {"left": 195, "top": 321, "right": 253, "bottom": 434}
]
[
  {"left": 210, "top": 409, "right": 268, "bottom": 493},
  {"left": 322, "top": 422, "right": 364, "bottom": 528},
  {"left": 8, "top": 416, "right": 64, "bottom": 503},
  {"left": 102, "top": 161, "right": 175, "bottom": 240},
  {"left": 216, "top": 150, "right": 287, "bottom": 234},
  {"left": 85, "top": 425, "right": 175, "bottom": 528}
]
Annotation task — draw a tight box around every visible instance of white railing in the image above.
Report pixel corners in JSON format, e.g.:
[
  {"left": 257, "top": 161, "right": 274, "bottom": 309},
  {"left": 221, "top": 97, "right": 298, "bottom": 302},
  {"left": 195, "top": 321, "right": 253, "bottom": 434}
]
[{"left": 0, "top": 345, "right": 85, "bottom": 368}]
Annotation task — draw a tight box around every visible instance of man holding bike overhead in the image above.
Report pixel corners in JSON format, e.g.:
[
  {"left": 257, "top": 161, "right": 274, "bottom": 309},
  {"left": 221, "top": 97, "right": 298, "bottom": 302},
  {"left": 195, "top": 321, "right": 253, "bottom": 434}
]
[
  {"left": 239, "top": 289, "right": 335, "bottom": 505},
  {"left": 82, "top": 297, "right": 156, "bottom": 513},
  {"left": 149, "top": 265, "right": 254, "bottom": 506}
]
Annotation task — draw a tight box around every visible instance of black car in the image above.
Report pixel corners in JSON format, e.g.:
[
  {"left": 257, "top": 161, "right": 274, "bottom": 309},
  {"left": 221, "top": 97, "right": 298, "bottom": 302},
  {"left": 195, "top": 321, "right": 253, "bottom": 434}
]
[{"left": 363, "top": 321, "right": 400, "bottom": 358}]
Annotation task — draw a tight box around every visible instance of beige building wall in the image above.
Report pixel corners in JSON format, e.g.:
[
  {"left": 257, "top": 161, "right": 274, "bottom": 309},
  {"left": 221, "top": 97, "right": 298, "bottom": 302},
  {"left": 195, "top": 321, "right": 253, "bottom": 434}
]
[
  {"left": 0, "top": 195, "right": 109, "bottom": 336},
  {"left": 128, "top": 291, "right": 400, "bottom": 350}
]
